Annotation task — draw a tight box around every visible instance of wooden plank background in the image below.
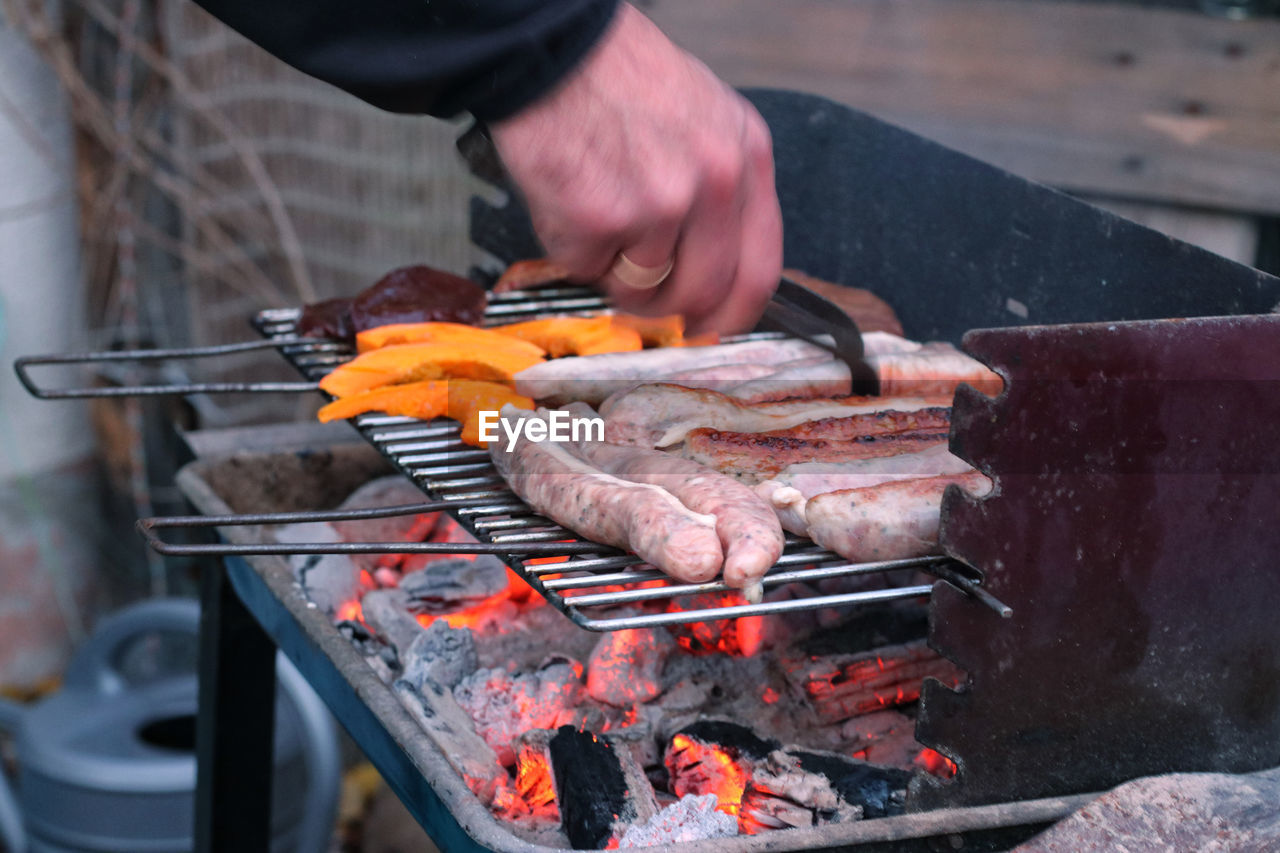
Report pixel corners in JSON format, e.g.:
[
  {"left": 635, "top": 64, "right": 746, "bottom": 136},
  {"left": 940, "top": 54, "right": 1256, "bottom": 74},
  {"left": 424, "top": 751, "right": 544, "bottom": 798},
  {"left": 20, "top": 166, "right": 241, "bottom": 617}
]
[{"left": 644, "top": 0, "right": 1280, "bottom": 214}]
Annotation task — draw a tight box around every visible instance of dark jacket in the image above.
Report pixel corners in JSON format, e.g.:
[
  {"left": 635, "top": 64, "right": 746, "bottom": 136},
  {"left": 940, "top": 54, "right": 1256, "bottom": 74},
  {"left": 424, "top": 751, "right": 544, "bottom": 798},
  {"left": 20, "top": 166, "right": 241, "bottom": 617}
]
[{"left": 193, "top": 0, "right": 620, "bottom": 121}]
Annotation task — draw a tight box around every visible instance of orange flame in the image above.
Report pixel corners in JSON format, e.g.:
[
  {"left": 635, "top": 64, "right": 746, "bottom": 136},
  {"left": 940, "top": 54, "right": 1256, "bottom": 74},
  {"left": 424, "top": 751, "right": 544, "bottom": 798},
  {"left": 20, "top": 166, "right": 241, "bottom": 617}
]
[
  {"left": 516, "top": 749, "right": 558, "bottom": 818},
  {"left": 915, "top": 748, "right": 957, "bottom": 778},
  {"left": 669, "top": 734, "right": 750, "bottom": 817},
  {"left": 336, "top": 598, "right": 363, "bottom": 623}
]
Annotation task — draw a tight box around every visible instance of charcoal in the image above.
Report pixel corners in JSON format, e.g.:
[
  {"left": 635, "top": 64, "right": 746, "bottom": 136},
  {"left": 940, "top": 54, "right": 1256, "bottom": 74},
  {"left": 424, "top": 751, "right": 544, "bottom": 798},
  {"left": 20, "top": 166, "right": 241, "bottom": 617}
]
[
  {"left": 663, "top": 720, "right": 780, "bottom": 823},
  {"left": 454, "top": 658, "right": 586, "bottom": 766},
  {"left": 360, "top": 588, "right": 425, "bottom": 652},
  {"left": 617, "top": 794, "right": 737, "bottom": 848},
  {"left": 392, "top": 678, "right": 506, "bottom": 805},
  {"left": 586, "top": 627, "right": 676, "bottom": 707},
  {"left": 1013, "top": 767, "right": 1280, "bottom": 852},
  {"left": 400, "top": 620, "right": 479, "bottom": 690},
  {"left": 336, "top": 618, "right": 382, "bottom": 656},
  {"left": 782, "top": 636, "right": 964, "bottom": 723},
  {"left": 276, "top": 521, "right": 360, "bottom": 616},
  {"left": 399, "top": 555, "right": 508, "bottom": 611},
  {"left": 674, "top": 720, "right": 779, "bottom": 761},
  {"left": 547, "top": 726, "right": 659, "bottom": 850},
  {"left": 740, "top": 748, "right": 909, "bottom": 831},
  {"left": 789, "top": 750, "right": 910, "bottom": 818}
]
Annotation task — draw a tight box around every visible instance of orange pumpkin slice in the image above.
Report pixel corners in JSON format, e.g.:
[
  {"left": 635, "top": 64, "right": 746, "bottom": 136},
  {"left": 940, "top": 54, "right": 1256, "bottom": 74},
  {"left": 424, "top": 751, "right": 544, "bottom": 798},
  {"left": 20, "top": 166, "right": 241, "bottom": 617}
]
[
  {"left": 318, "top": 342, "right": 545, "bottom": 398},
  {"left": 447, "top": 381, "right": 535, "bottom": 446},
  {"left": 316, "top": 379, "right": 533, "bottom": 443},
  {"left": 610, "top": 313, "right": 685, "bottom": 348},
  {"left": 493, "top": 316, "right": 644, "bottom": 357},
  {"left": 317, "top": 380, "right": 449, "bottom": 423},
  {"left": 355, "top": 322, "right": 546, "bottom": 356},
  {"left": 576, "top": 325, "right": 643, "bottom": 355}
]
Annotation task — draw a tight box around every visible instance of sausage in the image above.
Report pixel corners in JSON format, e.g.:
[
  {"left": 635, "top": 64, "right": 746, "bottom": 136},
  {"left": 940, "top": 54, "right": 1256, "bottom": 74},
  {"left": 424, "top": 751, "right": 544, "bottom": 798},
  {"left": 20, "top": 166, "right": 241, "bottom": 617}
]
[
  {"left": 562, "top": 404, "right": 784, "bottom": 596},
  {"left": 489, "top": 406, "right": 723, "bottom": 582},
  {"left": 804, "top": 470, "right": 993, "bottom": 563}
]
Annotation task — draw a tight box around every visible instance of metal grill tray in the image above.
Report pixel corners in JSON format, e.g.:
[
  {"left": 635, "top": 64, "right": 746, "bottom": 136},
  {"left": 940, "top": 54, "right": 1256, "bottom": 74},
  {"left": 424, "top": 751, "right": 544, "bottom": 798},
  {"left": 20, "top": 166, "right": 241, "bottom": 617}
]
[{"left": 252, "top": 287, "right": 1003, "bottom": 630}]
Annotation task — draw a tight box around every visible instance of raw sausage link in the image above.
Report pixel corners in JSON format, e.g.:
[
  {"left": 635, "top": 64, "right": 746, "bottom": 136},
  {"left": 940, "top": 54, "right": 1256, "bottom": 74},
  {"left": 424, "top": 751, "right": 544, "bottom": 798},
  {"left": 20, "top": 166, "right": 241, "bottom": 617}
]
[
  {"left": 562, "top": 404, "right": 783, "bottom": 594},
  {"left": 804, "top": 470, "right": 993, "bottom": 563},
  {"left": 489, "top": 407, "right": 723, "bottom": 582}
]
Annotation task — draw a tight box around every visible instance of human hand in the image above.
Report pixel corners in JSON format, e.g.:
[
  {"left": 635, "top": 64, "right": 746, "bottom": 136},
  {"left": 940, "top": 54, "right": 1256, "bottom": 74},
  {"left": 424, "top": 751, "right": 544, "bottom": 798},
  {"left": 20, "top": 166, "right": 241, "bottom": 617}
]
[{"left": 488, "top": 3, "right": 782, "bottom": 335}]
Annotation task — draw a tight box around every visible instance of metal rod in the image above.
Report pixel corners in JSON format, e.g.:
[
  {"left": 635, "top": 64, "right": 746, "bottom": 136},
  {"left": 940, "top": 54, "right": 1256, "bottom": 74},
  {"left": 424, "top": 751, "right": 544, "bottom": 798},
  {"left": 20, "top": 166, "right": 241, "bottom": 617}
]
[
  {"left": 573, "top": 585, "right": 936, "bottom": 631},
  {"left": 928, "top": 561, "right": 1014, "bottom": 618},
  {"left": 15, "top": 337, "right": 333, "bottom": 398},
  {"left": 558, "top": 556, "right": 947, "bottom": 605}
]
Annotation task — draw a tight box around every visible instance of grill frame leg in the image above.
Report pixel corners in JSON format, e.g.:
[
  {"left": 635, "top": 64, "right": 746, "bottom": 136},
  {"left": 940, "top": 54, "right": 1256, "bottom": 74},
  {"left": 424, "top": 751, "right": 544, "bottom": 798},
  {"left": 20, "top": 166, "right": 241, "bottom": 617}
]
[{"left": 195, "top": 561, "right": 277, "bottom": 853}]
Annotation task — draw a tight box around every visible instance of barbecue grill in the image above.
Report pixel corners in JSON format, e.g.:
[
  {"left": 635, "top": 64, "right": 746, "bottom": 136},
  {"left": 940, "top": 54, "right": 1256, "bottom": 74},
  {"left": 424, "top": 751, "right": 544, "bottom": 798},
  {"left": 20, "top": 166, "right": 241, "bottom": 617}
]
[{"left": 13, "top": 89, "right": 1280, "bottom": 851}]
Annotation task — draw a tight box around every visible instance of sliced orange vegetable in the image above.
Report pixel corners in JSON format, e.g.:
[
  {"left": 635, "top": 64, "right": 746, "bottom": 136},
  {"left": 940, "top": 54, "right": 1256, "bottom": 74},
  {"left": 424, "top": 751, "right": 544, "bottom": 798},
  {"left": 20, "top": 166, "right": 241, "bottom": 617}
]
[
  {"left": 446, "top": 381, "right": 535, "bottom": 446},
  {"left": 355, "top": 322, "right": 545, "bottom": 356},
  {"left": 316, "top": 380, "right": 449, "bottom": 423},
  {"left": 610, "top": 313, "right": 685, "bottom": 348},
  {"left": 318, "top": 342, "right": 545, "bottom": 398},
  {"left": 492, "top": 316, "right": 638, "bottom": 357},
  {"left": 316, "top": 379, "right": 532, "bottom": 443},
  {"left": 576, "top": 325, "right": 643, "bottom": 355}
]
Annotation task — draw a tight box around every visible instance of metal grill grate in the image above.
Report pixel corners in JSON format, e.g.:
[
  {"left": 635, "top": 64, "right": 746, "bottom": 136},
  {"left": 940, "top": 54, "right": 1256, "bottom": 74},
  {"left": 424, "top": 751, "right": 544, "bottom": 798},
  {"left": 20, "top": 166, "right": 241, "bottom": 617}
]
[{"left": 252, "top": 287, "right": 1006, "bottom": 630}]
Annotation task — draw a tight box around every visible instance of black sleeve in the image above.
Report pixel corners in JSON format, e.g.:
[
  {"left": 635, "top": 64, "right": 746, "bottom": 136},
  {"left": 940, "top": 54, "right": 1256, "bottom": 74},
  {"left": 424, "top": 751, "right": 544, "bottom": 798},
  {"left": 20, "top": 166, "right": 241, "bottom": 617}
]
[{"left": 191, "top": 0, "right": 620, "bottom": 121}]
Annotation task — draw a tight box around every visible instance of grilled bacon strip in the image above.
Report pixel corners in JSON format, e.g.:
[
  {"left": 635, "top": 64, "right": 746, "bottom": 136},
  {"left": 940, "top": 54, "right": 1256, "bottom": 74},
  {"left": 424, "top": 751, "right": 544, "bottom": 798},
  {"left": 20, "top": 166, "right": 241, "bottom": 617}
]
[
  {"left": 561, "top": 404, "right": 783, "bottom": 597},
  {"left": 678, "top": 429, "right": 950, "bottom": 483},
  {"left": 759, "top": 406, "right": 951, "bottom": 441},
  {"left": 601, "top": 384, "right": 949, "bottom": 448}
]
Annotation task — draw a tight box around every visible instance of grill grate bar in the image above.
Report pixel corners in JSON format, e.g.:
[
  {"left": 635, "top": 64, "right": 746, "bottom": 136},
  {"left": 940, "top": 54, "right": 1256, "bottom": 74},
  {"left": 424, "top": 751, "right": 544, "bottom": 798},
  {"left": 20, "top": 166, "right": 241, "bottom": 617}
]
[{"left": 253, "top": 287, "right": 1009, "bottom": 630}]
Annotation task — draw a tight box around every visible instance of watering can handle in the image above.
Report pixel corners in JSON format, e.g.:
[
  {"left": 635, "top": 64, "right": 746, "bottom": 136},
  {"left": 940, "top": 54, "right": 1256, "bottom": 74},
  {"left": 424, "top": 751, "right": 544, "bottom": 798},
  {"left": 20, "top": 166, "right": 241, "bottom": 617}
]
[{"left": 62, "top": 598, "right": 203, "bottom": 696}]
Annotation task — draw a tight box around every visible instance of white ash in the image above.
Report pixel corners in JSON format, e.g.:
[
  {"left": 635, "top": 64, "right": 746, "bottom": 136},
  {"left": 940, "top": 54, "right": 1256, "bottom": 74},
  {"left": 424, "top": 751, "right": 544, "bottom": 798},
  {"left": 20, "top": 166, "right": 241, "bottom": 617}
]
[
  {"left": 740, "top": 749, "right": 862, "bottom": 830},
  {"left": 454, "top": 657, "right": 587, "bottom": 766},
  {"left": 617, "top": 794, "right": 737, "bottom": 848},
  {"left": 392, "top": 679, "right": 506, "bottom": 805},
  {"left": 400, "top": 555, "right": 509, "bottom": 611},
  {"left": 473, "top": 604, "right": 601, "bottom": 671},
  {"left": 276, "top": 521, "right": 360, "bottom": 616},
  {"left": 586, "top": 627, "right": 677, "bottom": 707},
  {"left": 360, "top": 588, "right": 425, "bottom": 652},
  {"left": 839, "top": 709, "right": 922, "bottom": 767},
  {"left": 400, "top": 620, "right": 479, "bottom": 691}
]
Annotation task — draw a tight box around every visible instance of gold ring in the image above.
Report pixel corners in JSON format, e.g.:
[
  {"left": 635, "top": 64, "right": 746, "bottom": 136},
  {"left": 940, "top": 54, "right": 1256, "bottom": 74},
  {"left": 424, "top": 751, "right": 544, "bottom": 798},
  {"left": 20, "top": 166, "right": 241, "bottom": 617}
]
[{"left": 610, "top": 253, "right": 674, "bottom": 290}]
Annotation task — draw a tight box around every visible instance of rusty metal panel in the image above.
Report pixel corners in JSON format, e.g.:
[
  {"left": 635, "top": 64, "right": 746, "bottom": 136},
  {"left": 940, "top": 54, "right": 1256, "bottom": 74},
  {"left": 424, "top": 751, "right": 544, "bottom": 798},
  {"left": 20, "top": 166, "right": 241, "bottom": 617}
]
[{"left": 914, "top": 313, "right": 1280, "bottom": 809}]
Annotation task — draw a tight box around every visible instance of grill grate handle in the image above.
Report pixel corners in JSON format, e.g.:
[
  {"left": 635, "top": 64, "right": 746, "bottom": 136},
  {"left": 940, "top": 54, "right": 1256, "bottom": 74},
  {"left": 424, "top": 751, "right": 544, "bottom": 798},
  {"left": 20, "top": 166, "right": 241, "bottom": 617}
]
[
  {"left": 136, "top": 497, "right": 611, "bottom": 558},
  {"left": 14, "top": 338, "right": 330, "bottom": 398}
]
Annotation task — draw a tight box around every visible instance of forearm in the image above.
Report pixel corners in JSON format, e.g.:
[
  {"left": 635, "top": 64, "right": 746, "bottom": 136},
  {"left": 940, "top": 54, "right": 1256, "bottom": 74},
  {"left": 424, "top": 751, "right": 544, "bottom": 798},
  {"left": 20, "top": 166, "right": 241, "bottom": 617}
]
[{"left": 191, "top": 0, "right": 619, "bottom": 120}]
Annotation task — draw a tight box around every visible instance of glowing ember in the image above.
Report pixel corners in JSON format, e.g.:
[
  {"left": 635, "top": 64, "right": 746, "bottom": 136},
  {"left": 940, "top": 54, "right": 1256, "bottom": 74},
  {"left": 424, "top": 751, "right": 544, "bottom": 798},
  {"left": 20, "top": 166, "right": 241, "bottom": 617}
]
[
  {"left": 667, "top": 734, "right": 751, "bottom": 817},
  {"left": 668, "top": 593, "right": 765, "bottom": 657},
  {"left": 515, "top": 749, "right": 558, "bottom": 818},
  {"left": 915, "top": 748, "right": 957, "bottom": 779},
  {"left": 761, "top": 687, "right": 780, "bottom": 705},
  {"left": 335, "top": 598, "right": 363, "bottom": 623}
]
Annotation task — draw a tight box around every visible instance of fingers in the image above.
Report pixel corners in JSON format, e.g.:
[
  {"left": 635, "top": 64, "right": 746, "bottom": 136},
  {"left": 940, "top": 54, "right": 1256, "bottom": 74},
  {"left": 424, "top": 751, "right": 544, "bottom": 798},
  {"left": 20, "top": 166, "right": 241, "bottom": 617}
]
[{"left": 692, "top": 110, "right": 782, "bottom": 335}]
